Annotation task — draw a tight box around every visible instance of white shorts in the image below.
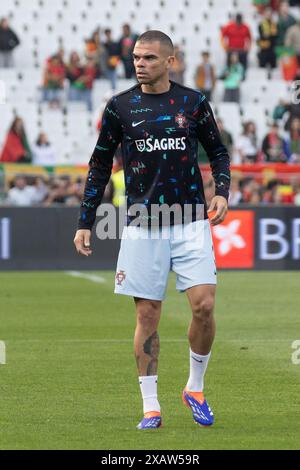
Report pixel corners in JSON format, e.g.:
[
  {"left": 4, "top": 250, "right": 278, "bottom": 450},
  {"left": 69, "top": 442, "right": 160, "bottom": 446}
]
[{"left": 114, "top": 219, "right": 216, "bottom": 301}]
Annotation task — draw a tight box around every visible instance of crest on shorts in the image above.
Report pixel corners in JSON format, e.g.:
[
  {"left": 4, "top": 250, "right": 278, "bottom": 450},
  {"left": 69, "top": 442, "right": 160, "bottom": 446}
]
[
  {"left": 175, "top": 112, "right": 188, "bottom": 129},
  {"left": 116, "top": 270, "right": 126, "bottom": 286}
]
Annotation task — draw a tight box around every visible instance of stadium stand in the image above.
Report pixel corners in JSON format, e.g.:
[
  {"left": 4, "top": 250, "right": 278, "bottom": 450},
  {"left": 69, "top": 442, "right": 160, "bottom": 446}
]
[{"left": 1, "top": 0, "right": 300, "bottom": 205}]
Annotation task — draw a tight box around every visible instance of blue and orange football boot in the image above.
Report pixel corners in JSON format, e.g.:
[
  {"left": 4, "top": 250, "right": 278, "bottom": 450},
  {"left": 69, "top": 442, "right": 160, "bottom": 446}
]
[
  {"left": 182, "top": 388, "right": 214, "bottom": 426},
  {"left": 136, "top": 411, "right": 162, "bottom": 430}
]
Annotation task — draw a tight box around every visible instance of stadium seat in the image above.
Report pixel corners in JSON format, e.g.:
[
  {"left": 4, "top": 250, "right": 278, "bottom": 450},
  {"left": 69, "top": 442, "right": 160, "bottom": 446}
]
[
  {"left": 0, "top": 0, "right": 296, "bottom": 163},
  {"left": 215, "top": 102, "right": 242, "bottom": 142}
]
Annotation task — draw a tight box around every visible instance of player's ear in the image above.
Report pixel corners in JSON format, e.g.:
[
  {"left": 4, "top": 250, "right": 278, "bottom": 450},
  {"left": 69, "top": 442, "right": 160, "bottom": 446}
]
[{"left": 167, "top": 55, "right": 175, "bottom": 69}]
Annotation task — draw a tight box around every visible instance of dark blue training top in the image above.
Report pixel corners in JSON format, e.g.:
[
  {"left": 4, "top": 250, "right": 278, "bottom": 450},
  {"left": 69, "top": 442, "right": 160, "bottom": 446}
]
[{"left": 78, "top": 80, "right": 231, "bottom": 229}]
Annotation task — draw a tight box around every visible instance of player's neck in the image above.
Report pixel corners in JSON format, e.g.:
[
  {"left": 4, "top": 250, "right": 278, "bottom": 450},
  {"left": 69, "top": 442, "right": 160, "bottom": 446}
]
[{"left": 141, "top": 78, "right": 171, "bottom": 95}]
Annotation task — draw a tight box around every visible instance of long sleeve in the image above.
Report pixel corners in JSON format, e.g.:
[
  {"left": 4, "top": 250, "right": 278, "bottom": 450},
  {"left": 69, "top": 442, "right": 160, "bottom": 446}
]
[
  {"left": 195, "top": 96, "right": 231, "bottom": 200},
  {"left": 78, "top": 98, "right": 122, "bottom": 229}
]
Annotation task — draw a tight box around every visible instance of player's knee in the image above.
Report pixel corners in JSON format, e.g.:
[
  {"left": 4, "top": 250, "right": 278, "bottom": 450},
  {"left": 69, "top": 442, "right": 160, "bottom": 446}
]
[
  {"left": 136, "top": 300, "right": 161, "bottom": 331},
  {"left": 192, "top": 296, "right": 214, "bottom": 323}
]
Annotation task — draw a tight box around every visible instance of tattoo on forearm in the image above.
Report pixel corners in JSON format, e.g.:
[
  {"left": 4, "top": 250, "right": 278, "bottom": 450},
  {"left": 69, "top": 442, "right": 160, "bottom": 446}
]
[{"left": 143, "top": 331, "right": 160, "bottom": 376}]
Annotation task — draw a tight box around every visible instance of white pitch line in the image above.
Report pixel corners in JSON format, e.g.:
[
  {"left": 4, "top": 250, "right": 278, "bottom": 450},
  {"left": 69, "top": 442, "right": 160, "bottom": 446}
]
[
  {"left": 3, "top": 339, "right": 185, "bottom": 344},
  {"left": 0, "top": 340, "right": 6, "bottom": 364},
  {"left": 3, "top": 339, "right": 296, "bottom": 344},
  {"left": 65, "top": 271, "right": 106, "bottom": 284}
]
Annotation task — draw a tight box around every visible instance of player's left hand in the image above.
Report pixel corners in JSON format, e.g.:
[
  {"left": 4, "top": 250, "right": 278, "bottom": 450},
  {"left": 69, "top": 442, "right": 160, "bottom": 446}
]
[{"left": 207, "top": 196, "right": 228, "bottom": 226}]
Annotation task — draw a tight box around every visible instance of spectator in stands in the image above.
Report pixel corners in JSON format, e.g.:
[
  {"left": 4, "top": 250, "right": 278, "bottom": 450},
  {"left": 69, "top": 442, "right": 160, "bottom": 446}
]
[
  {"left": 6, "top": 176, "right": 38, "bottom": 206},
  {"left": 257, "top": 8, "right": 278, "bottom": 69},
  {"left": 32, "top": 176, "right": 48, "bottom": 204},
  {"left": 169, "top": 45, "right": 186, "bottom": 85},
  {"left": 0, "top": 117, "right": 32, "bottom": 163},
  {"left": 274, "top": 181, "right": 294, "bottom": 203},
  {"left": 273, "top": 98, "right": 300, "bottom": 131},
  {"left": 85, "top": 29, "right": 100, "bottom": 60},
  {"left": 272, "top": 87, "right": 300, "bottom": 127},
  {"left": 294, "top": 184, "right": 300, "bottom": 205},
  {"left": 272, "top": 98, "right": 288, "bottom": 121},
  {"left": 228, "top": 176, "right": 243, "bottom": 206},
  {"left": 288, "top": 117, "right": 300, "bottom": 163},
  {"left": 253, "top": 0, "right": 280, "bottom": 13},
  {"left": 1, "top": 173, "right": 114, "bottom": 207},
  {"left": 221, "top": 13, "right": 252, "bottom": 78},
  {"left": 80, "top": 58, "right": 97, "bottom": 111},
  {"left": 57, "top": 175, "right": 98, "bottom": 206},
  {"left": 216, "top": 118, "right": 234, "bottom": 157},
  {"left": 270, "top": 0, "right": 280, "bottom": 11},
  {"left": 240, "top": 177, "right": 261, "bottom": 203},
  {"left": 42, "top": 54, "right": 66, "bottom": 108},
  {"left": 253, "top": 0, "right": 271, "bottom": 14},
  {"left": 65, "top": 177, "right": 85, "bottom": 206},
  {"left": 44, "top": 177, "right": 70, "bottom": 206},
  {"left": 57, "top": 47, "right": 65, "bottom": 65},
  {"left": 0, "top": 18, "right": 20, "bottom": 68},
  {"left": 67, "top": 51, "right": 83, "bottom": 93},
  {"left": 249, "top": 188, "right": 263, "bottom": 204},
  {"left": 284, "top": 101, "right": 300, "bottom": 131},
  {"left": 32, "top": 132, "right": 56, "bottom": 166},
  {"left": 119, "top": 24, "right": 138, "bottom": 79},
  {"left": 194, "top": 51, "right": 216, "bottom": 101},
  {"left": 104, "top": 28, "right": 121, "bottom": 91},
  {"left": 277, "top": 1, "right": 296, "bottom": 47},
  {"left": 221, "top": 52, "right": 244, "bottom": 104},
  {"left": 285, "top": 19, "right": 300, "bottom": 66},
  {"left": 236, "top": 121, "right": 259, "bottom": 163},
  {"left": 261, "top": 179, "right": 278, "bottom": 203},
  {"left": 85, "top": 28, "right": 107, "bottom": 78},
  {"left": 67, "top": 54, "right": 96, "bottom": 112},
  {"left": 262, "top": 122, "right": 289, "bottom": 162}
]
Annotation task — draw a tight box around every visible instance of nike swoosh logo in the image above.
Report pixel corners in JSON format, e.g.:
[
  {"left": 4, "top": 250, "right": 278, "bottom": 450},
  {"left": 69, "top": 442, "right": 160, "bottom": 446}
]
[
  {"left": 192, "top": 357, "right": 203, "bottom": 363},
  {"left": 132, "top": 120, "right": 146, "bottom": 127}
]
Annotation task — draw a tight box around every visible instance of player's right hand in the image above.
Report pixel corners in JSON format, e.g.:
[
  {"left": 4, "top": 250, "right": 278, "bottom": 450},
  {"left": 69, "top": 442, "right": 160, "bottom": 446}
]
[{"left": 73, "top": 229, "right": 92, "bottom": 257}]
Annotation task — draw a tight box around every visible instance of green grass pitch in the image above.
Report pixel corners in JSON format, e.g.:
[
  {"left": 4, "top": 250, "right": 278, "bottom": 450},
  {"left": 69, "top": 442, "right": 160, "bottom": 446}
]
[{"left": 0, "top": 271, "right": 299, "bottom": 450}]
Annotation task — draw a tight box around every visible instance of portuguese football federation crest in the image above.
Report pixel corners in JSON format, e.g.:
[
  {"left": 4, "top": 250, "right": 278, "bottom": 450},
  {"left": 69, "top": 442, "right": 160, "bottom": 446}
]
[
  {"left": 175, "top": 112, "right": 188, "bottom": 129},
  {"left": 116, "top": 270, "right": 126, "bottom": 286}
]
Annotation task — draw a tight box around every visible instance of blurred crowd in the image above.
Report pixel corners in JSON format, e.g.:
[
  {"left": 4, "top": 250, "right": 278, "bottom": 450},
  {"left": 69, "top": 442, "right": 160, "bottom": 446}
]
[
  {"left": 204, "top": 172, "right": 300, "bottom": 206},
  {"left": 2, "top": 174, "right": 84, "bottom": 207},
  {"left": 1, "top": 1, "right": 300, "bottom": 207},
  {"left": 39, "top": 24, "right": 139, "bottom": 111},
  {"left": 201, "top": 116, "right": 300, "bottom": 164},
  {"left": 2, "top": 1, "right": 300, "bottom": 105},
  {"left": 3, "top": 165, "right": 300, "bottom": 208},
  {"left": 195, "top": 1, "right": 300, "bottom": 103},
  {"left": 2, "top": 112, "right": 300, "bottom": 167},
  {"left": 1, "top": 164, "right": 117, "bottom": 208}
]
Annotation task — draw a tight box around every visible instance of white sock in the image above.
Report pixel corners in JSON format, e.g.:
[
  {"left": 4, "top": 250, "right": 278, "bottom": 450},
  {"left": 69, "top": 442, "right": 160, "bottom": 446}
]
[
  {"left": 139, "top": 375, "right": 161, "bottom": 414},
  {"left": 186, "top": 349, "right": 211, "bottom": 392}
]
